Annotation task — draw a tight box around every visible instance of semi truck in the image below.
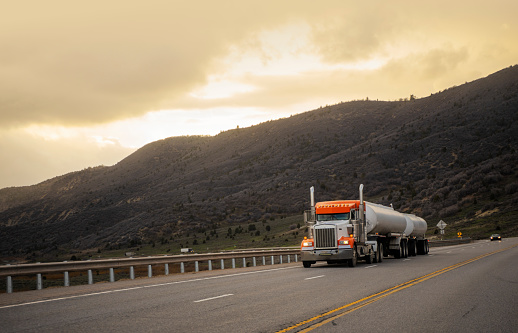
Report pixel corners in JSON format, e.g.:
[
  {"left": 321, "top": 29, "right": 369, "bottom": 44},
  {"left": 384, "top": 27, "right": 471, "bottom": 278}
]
[{"left": 301, "top": 184, "right": 429, "bottom": 268}]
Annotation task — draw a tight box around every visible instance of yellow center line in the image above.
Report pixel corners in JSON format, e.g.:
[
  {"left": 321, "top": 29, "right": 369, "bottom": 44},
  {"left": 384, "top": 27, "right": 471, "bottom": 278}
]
[{"left": 277, "top": 243, "right": 518, "bottom": 333}]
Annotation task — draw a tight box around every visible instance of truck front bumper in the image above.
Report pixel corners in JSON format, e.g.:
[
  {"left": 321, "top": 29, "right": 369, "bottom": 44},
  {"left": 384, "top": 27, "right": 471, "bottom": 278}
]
[{"left": 301, "top": 248, "right": 353, "bottom": 262}]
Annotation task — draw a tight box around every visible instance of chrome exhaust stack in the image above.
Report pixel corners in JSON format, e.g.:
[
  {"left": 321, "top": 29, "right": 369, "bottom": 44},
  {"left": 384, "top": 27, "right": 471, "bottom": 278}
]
[
  {"left": 310, "top": 186, "right": 315, "bottom": 217},
  {"left": 358, "top": 184, "right": 366, "bottom": 244},
  {"left": 304, "top": 186, "right": 316, "bottom": 238}
]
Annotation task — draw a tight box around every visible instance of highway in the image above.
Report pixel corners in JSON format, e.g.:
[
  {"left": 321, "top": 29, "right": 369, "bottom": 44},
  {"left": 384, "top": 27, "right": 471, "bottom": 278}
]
[{"left": 2, "top": 237, "right": 517, "bottom": 332}]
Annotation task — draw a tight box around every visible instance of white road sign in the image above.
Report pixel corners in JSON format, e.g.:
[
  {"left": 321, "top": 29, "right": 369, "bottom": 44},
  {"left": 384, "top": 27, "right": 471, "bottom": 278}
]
[{"left": 437, "top": 220, "right": 447, "bottom": 229}]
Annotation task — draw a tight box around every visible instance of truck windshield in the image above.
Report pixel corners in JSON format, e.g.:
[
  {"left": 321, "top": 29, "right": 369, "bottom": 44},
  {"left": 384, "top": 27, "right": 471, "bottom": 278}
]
[{"left": 317, "top": 213, "right": 350, "bottom": 221}]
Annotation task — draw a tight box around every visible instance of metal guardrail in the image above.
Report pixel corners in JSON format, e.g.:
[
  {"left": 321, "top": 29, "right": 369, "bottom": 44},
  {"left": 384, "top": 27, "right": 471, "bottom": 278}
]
[
  {"left": 0, "top": 249, "right": 301, "bottom": 293},
  {"left": 0, "top": 239, "right": 473, "bottom": 293},
  {"left": 428, "top": 238, "right": 473, "bottom": 247}
]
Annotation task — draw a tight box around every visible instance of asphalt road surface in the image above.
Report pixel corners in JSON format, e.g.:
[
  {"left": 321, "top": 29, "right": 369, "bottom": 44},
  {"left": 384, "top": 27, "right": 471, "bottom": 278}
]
[{"left": 2, "top": 237, "right": 517, "bottom": 332}]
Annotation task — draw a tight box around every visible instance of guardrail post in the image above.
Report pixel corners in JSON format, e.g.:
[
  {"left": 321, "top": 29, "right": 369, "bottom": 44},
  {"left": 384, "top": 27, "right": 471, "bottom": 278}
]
[
  {"left": 221, "top": 259, "right": 225, "bottom": 270},
  {"left": 109, "top": 268, "right": 115, "bottom": 282},
  {"left": 37, "top": 274, "right": 42, "bottom": 290},
  {"left": 7, "top": 275, "right": 13, "bottom": 293},
  {"left": 295, "top": 254, "right": 298, "bottom": 262},
  {"left": 195, "top": 261, "right": 199, "bottom": 272},
  {"left": 129, "top": 266, "right": 135, "bottom": 280},
  {"left": 253, "top": 257, "right": 256, "bottom": 267},
  {"left": 88, "top": 269, "right": 94, "bottom": 284},
  {"left": 287, "top": 255, "right": 291, "bottom": 263},
  {"left": 232, "top": 258, "right": 236, "bottom": 269},
  {"left": 262, "top": 256, "right": 266, "bottom": 265},
  {"left": 208, "top": 260, "right": 212, "bottom": 271},
  {"left": 280, "top": 255, "right": 283, "bottom": 264},
  {"left": 148, "top": 265, "right": 152, "bottom": 278},
  {"left": 242, "top": 258, "right": 246, "bottom": 267},
  {"left": 271, "top": 256, "right": 274, "bottom": 265},
  {"left": 181, "top": 262, "right": 185, "bottom": 273},
  {"left": 165, "top": 263, "right": 169, "bottom": 275},
  {"left": 64, "top": 271, "right": 70, "bottom": 287}
]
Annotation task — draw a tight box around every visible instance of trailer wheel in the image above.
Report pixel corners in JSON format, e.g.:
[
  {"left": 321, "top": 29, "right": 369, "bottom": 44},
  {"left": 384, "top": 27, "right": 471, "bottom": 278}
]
[
  {"left": 394, "top": 246, "right": 401, "bottom": 259},
  {"left": 416, "top": 240, "right": 424, "bottom": 255},
  {"left": 303, "top": 261, "right": 312, "bottom": 268},
  {"left": 348, "top": 246, "right": 357, "bottom": 267},
  {"left": 382, "top": 243, "right": 388, "bottom": 258},
  {"left": 417, "top": 239, "right": 429, "bottom": 255},
  {"left": 409, "top": 240, "right": 417, "bottom": 256},
  {"left": 403, "top": 240, "right": 408, "bottom": 258}
]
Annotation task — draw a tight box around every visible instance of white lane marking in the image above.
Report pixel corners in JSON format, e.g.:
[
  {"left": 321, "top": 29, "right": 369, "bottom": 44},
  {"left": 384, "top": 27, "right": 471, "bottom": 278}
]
[
  {"left": 194, "top": 294, "right": 234, "bottom": 303},
  {"left": 403, "top": 259, "right": 411, "bottom": 261},
  {"left": 305, "top": 275, "right": 325, "bottom": 280},
  {"left": 446, "top": 251, "right": 451, "bottom": 253},
  {"left": 0, "top": 266, "right": 297, "bottom": 310},
  {"left": 364, "top": 265, "right": 377, "bottom": 269}
]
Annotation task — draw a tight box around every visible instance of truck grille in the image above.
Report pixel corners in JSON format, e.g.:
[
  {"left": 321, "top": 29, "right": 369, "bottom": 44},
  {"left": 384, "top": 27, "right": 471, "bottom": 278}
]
[{"left": 314, "top": 227, "right": 336, "bottom": 248}]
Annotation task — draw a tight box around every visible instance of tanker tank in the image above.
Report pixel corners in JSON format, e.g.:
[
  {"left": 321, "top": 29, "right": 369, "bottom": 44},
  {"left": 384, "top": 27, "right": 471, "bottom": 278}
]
[
  {"left": 403, "top": 214, "right": 427, "bottom": 237},
  {"left": 365, "top": 201, "right": 407, "bottom": 235}
]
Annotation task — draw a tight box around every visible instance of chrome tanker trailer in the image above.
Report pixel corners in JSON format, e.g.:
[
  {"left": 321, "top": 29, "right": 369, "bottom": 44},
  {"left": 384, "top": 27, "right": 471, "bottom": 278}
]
[{"left": 301, "top": 184, "right": 429, "bottom": 268}]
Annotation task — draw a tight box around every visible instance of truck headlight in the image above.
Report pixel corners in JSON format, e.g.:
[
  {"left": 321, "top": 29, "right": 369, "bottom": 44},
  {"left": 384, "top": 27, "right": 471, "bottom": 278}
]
[
  {"left": 302, "top": 241, "right": 313, "bottom": 247},
  {"left": 339, "top": 240, "right": 349, "bottom": 245}
]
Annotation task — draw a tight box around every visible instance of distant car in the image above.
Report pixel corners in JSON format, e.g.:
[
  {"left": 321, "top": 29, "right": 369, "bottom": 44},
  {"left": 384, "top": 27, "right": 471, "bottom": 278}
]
[{"left": 490, "top": 234, "right": 501, "bottom": 241}]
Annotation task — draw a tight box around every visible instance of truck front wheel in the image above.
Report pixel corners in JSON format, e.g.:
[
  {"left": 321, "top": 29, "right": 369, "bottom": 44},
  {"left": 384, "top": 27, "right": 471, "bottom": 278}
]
[
  {"left": 303, "top": 261, "right": 312, "bottom": 268},
  {"left": 348, "top": 246, "right": 358, "bottom": 267}
]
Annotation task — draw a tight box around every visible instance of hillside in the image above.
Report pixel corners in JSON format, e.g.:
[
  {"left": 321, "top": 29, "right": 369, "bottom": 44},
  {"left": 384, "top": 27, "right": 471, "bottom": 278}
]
[{"left": 1, "top": 65, "right": 517, "bottom": 262}]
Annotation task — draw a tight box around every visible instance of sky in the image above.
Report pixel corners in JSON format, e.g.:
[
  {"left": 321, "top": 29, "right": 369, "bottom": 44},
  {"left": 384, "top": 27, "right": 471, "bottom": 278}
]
[{"left": 1, "top": 1, "right": 517, "bottom": 189}]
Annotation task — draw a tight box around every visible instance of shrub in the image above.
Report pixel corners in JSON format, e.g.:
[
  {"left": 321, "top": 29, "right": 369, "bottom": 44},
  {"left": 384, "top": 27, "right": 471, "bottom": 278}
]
[
  {"left": 505, "top": 182, "right": 518, "bottom": 194},
  {"left": 439, "top": 204, "right": 459, "bottom": 218}
]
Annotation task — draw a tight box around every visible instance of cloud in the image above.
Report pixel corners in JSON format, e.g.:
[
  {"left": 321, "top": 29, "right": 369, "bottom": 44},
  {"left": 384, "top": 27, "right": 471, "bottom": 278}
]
[
  {"left": 2, "top": 1, "right": 517, "bottom": 129},
  {"left": 0, "top": 2, "right": 422, "bottom": 127},
  {"left": 0, "top": 1, "right": 299, "bottom": 128},
  {"left": 308, "top": 3, "right": 403, "bottom": 63},
  {"left": 1, "top": 1, "right": 517, "bottom": 188},
  {"left": 170, "top": 46, "right": 472, "bottom": 110},
  {"left": 0, "top": 128, "right": 134, "bottom": 188}
]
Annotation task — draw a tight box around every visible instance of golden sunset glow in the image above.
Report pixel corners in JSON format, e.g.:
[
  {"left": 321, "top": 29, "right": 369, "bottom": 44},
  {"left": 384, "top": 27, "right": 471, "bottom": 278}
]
[{"left": 1, "top": 1, "right": 517, "bottom": 188}]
